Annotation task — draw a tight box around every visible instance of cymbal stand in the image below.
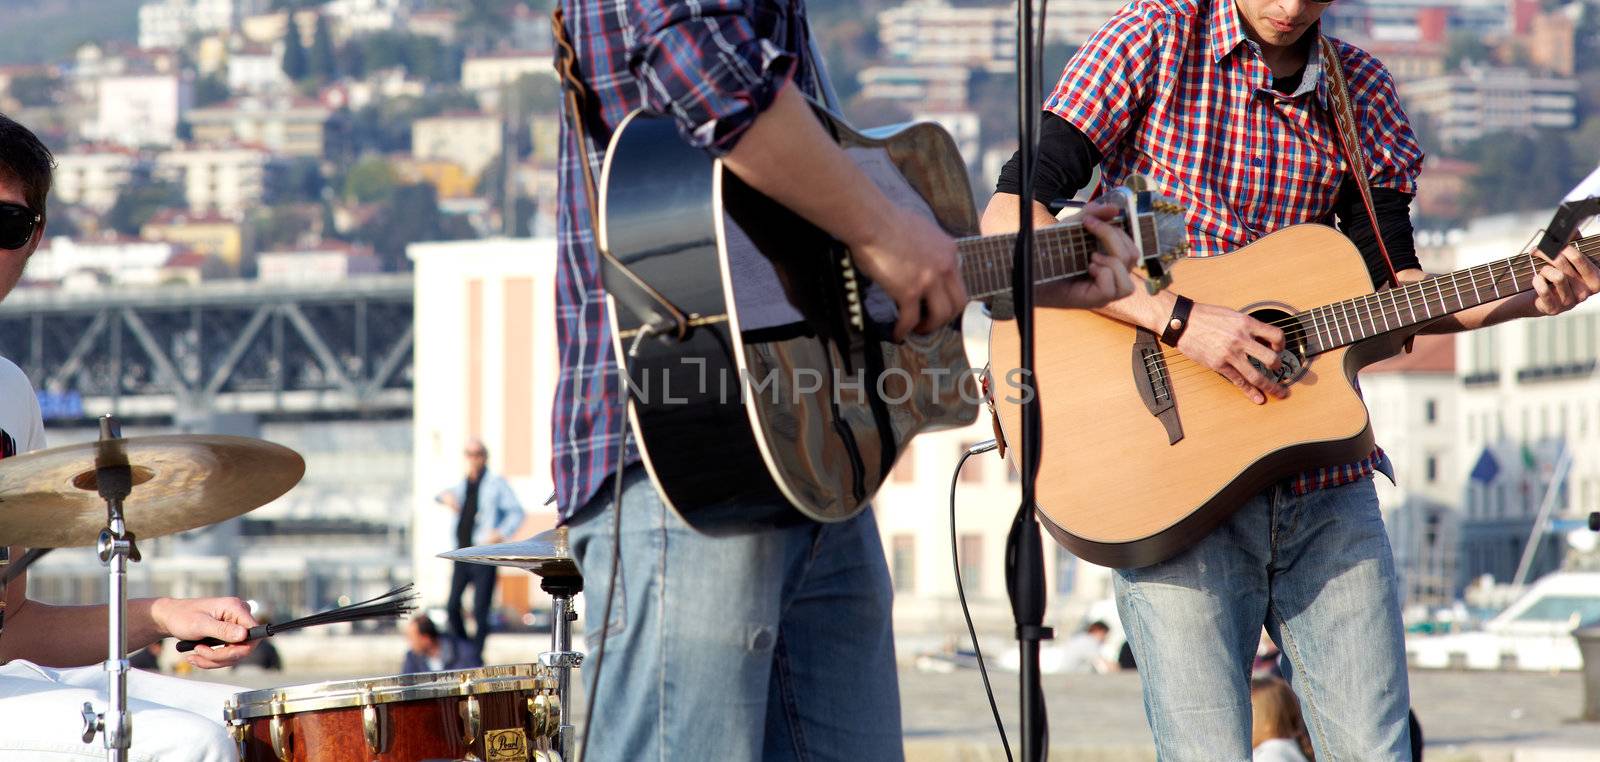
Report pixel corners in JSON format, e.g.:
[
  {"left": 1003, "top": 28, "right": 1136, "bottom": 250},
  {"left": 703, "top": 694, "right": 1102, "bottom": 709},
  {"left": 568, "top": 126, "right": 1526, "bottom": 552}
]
[
  {"left": 80, "top": 415, "right": 139, "bottom": 762},
  {"left": 539, "top": 573, "right": 584, "bottom": 761}
]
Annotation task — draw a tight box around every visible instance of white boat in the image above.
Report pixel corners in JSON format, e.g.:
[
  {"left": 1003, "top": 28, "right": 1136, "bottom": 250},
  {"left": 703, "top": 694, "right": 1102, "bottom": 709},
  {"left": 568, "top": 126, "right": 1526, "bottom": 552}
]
[{"left": 1407, "top": 572, "right": 1600, "bottom": 671}]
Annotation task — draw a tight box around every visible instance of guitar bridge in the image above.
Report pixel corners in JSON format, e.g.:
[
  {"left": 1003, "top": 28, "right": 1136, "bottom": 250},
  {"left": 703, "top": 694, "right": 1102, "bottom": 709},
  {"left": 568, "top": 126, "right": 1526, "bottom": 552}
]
[{"left": 1132, "top": 330, "right": 1183, "bottom": 445}]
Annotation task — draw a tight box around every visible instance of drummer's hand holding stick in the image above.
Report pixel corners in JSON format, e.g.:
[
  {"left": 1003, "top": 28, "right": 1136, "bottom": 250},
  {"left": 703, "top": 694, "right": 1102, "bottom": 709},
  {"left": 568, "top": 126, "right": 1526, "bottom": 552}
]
[
  {"left": 176, "top": 585, "right": 417, "bottom": 655},
  {"left": 148, "top": 596, "right": 259, "bottom": 669}
]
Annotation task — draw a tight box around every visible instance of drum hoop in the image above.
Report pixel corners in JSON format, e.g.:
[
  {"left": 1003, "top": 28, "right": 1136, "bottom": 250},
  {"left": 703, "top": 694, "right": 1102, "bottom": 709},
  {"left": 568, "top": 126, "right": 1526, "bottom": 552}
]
[{"left": 228, "top": 663, "right": 547, "bottom": 719}]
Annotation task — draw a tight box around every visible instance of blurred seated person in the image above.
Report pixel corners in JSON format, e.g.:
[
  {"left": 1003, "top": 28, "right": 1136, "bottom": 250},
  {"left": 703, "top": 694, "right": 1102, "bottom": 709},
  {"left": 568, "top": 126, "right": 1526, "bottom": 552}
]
[
  {"left": 402, "top": 615, "right": 482, "bottom": 673},
  {"left": 1059, "top": 621, "right": 1114, "bottom": 674},
  {"left": 127, "top": 641, "right": 162, "bottom": 671},
  {"left": 1251, "top": 677, "right": 1314, "bottom": 762},
  {"left": 1253, "top": 627, "right": 1284, "bottom": 679}
]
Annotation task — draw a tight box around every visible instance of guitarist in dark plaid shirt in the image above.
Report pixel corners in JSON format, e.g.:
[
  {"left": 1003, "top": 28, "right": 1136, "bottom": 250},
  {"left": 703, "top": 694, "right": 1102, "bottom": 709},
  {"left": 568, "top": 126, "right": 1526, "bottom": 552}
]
[{"left": 552, "top": 1, "right": 1143, "bottom": 757}]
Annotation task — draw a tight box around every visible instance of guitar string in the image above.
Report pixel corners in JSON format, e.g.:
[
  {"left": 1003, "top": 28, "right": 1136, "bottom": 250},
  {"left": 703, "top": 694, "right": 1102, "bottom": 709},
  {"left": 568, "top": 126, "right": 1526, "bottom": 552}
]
[
  {"left": 973, "top": 232, "right": 1596, "bottom": 338},
  {"left": 960, "top": 230, "right": 1597, "bottom": 386},
  {"left": 1136, "top": 247, "right": 1599, "bottom": 387},
  {"left": 986, "top": 248, "right": 1579, "bottom": 388},
  {"left": 1146, "top": 244, "right": 1595, "bottom": 362},
  {"left": 954, "top": 214, "right": 1163, "bottom": 297}
]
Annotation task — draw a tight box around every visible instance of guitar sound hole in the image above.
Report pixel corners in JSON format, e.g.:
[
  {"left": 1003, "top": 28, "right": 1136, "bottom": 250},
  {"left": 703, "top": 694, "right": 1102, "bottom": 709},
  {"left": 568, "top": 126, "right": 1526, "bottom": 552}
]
[{"left": 1245, "top": 307, "right": 1309, "bottom": 385}]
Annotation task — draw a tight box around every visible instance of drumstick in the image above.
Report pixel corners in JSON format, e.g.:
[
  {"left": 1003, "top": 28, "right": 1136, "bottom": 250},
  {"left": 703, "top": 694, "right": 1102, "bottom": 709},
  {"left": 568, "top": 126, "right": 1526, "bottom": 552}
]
[
  {"left": 175, "top": 584, "right": 417, "bottom": 653},
  {"left": 0, "top": 548, "right": 52, "bottom": 587}
]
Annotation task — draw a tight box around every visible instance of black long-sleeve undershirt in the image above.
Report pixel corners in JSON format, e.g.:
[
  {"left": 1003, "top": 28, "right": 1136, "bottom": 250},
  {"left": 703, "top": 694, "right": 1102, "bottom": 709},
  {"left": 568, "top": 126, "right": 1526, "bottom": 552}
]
[{"left": 994, "top": 111, "right": 1420, "bottom": 290}]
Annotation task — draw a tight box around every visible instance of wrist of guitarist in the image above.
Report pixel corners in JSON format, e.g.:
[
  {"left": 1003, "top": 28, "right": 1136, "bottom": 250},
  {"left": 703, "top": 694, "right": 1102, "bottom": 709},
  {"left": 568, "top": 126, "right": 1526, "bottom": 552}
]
[{"left": 1092, "top": 283, "right": 1289, "bottom": 405}]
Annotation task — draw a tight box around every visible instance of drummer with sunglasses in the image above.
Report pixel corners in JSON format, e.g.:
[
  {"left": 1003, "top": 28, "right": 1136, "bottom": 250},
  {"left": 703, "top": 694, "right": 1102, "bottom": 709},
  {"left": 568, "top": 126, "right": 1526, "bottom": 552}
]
[{"left": 0, "top": 113, "right": 259, "bottom": 761}]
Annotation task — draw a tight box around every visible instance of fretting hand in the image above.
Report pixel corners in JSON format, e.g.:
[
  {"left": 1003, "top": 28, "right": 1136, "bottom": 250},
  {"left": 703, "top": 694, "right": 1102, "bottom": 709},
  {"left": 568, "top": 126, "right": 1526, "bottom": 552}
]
[
  {"left": 1528, "top": 245, "right": 1600, "bottom": 316},
  {"left": 1037, "top": 200, "right": 1139, "bottom": 309}
]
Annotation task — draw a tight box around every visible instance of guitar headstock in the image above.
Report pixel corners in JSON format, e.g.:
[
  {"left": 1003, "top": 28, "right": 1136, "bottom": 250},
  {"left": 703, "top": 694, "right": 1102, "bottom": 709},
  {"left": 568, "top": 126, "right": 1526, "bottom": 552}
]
[{"left": 1116, "top": 175, "right": 1189, "bottom": 294}]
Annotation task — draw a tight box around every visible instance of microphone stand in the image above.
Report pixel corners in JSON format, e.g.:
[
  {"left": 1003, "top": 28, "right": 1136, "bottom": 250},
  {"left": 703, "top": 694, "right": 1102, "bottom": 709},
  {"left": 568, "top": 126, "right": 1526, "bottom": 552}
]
[{"left": 1008, "top": 0, "right": 1052, "bottom": 760}]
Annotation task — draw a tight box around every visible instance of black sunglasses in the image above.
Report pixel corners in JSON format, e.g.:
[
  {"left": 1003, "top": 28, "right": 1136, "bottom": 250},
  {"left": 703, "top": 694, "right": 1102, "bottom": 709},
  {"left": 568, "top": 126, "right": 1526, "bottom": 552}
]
[{"left": 0, "top": 203, "right": 40, "bottom": 250}]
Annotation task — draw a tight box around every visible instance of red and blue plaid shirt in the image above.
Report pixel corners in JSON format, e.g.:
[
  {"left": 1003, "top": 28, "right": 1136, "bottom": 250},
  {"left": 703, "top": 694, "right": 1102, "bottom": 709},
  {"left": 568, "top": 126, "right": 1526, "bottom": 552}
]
[
  {"left": 553, "top": 0, "right": 815, "bottom": 519},
  {"left": 1048, "top": 0, "right": 1424, "bottom": 493}
]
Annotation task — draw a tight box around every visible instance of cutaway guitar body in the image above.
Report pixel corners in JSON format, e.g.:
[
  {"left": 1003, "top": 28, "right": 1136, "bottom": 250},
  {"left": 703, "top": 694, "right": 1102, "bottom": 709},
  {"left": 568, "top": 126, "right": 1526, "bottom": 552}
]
[{"left": 991, "top": 225, "right": 1414, "bottom": 568}]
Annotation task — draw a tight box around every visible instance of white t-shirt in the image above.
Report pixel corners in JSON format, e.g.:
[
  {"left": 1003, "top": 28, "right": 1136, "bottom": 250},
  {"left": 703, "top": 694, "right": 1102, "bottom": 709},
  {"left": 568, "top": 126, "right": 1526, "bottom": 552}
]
[
  {"left": 0, "top": 356, "right": 46, "bottom": 458},
  {"left": 0, "top": 356, "right": 46, "bottom": 614},
  {"left": 1057, "top": 633, "right": 1104, "bottom": 674}
]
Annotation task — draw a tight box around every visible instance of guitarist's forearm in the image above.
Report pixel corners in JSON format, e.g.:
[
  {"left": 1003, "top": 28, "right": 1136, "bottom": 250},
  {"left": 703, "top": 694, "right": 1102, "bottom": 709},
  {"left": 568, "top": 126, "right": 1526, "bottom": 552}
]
[
  {"left": 979, "top": 192, "right": 1059, "bottom": 236},
  {"left": 720, "top": 83, "right": 899, "bottom": 250},
  {"left": 1417, "top": 293, "right": 1536, "bottom": 334},
  {"left": 1092, "top": 274, "right": 1176, "bottom": 333},
  {"left": 1398, "top": 268, "right": 1538, "bottom": 334}
]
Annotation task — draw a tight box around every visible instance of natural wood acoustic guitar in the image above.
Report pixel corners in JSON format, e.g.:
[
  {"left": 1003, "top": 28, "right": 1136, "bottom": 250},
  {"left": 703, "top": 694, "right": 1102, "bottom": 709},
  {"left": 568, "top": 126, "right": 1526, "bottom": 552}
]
[{"left": 991, "top": 223, "right": 1600, "bottom": 568}]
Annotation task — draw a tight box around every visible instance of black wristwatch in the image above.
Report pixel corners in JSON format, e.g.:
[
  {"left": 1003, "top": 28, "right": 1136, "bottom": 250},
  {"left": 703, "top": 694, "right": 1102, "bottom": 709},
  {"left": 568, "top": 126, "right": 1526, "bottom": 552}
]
[{"left": 1159, "top": 295, "right": 1195, "bottom": 348}]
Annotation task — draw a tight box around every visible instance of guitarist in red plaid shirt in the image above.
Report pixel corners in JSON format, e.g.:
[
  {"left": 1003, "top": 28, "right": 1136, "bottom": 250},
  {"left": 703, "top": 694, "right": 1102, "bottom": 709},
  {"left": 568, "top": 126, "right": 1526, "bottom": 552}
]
[{"left": 986, "top": 1, "right": 1599, "bottom": 759}]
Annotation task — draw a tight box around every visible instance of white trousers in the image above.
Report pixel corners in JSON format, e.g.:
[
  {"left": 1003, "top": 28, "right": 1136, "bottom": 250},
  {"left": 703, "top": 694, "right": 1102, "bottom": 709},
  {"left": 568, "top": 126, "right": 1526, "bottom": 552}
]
[{"left": 0, "top": 660, "right": 239, "bottom": 761}]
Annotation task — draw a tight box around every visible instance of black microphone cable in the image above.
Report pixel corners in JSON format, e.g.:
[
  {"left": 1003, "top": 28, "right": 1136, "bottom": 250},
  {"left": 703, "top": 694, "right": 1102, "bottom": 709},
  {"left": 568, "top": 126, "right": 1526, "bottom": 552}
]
[
  {"left": 577, "top": 324, "right": 654, "bottom": 762},
  {"left": 949, "top": 438, "right": 1013, "bottom": 762}
]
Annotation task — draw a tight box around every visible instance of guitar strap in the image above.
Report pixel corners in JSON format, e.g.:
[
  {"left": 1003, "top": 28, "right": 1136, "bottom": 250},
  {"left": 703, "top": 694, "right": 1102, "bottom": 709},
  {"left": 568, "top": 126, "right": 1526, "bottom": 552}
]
[
  {"left": 1319, "top": 35, "right": 1403, "bottom": 291},
  {"left": 552, "top": 7, "right": 690, "bottom": 339}
]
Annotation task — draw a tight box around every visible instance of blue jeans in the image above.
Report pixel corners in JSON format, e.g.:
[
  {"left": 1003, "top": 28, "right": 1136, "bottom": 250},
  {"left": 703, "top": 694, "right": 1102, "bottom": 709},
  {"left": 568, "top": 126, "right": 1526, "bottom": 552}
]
[
  {"left": 1114, "top": 478, "right": 1411, "bottom": 761},
  {"left": 566, "top": 466, "right": 902, "bottom": 761}
]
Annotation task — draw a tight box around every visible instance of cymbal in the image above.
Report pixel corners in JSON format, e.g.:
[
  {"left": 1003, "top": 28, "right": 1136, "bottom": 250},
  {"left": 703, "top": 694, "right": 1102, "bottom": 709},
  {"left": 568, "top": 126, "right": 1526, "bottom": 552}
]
[
  {"left": 0, "top": 435, "right": 305, "bottom": 548},
  {"left": 440, "top": 526, "right": 579, "bottom": 578}
]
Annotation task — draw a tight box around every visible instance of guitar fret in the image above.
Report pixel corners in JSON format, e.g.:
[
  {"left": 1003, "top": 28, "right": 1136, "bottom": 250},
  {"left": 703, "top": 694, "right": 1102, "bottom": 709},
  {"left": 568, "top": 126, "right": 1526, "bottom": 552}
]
[{"left": 1270, "top": 233, "right": 1599, "bottom": 360}]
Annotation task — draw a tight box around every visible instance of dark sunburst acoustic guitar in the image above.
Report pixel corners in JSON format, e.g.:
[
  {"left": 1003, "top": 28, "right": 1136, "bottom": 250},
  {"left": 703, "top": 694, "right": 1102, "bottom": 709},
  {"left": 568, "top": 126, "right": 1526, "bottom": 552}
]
[{"left": 598, "top": 108, "right": 1187, "bottom": 532}]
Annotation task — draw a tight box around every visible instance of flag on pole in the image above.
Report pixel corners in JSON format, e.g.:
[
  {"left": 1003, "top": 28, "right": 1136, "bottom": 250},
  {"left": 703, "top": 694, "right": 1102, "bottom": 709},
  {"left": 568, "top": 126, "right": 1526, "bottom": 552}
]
[{"left": 1469, "top": 448, "right": 1500, "bottom": 484}]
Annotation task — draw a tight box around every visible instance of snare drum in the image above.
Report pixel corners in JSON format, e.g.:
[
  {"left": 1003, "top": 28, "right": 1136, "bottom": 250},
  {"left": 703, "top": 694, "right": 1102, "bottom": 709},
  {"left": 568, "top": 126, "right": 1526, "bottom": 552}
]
[{"left": 224, "top": 663, "right": 561, "bottom": 761}]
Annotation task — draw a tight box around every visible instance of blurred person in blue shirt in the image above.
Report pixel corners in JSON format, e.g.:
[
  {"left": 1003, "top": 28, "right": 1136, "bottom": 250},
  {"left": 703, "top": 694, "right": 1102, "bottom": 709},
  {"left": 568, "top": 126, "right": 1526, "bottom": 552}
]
[{"left": 436, "top": 439, "right": 524, "bottom": 654}]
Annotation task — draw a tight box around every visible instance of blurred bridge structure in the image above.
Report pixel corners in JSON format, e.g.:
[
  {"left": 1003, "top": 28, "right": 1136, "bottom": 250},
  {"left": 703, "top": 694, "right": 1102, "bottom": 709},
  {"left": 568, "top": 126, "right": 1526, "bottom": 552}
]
[{"left": 0, "top": 275, "right": 414, "bottom": 424}]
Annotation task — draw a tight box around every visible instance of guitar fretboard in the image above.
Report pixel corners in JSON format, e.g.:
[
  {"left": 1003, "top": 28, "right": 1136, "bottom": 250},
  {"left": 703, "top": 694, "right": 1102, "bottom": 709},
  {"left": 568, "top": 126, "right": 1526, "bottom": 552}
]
[
  {"left": 957, "top": 216, "right": 1159, "bottom": 299},
  {"left": 1293, "top": 234, "right": 1600, "bottom": 355}
]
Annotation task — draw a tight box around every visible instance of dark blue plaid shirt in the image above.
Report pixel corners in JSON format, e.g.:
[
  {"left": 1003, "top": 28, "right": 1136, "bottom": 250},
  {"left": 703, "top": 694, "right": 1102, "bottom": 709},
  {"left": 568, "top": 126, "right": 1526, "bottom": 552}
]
[{"left": 554, "top": 0, "right": 817, "bottom": 519}]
